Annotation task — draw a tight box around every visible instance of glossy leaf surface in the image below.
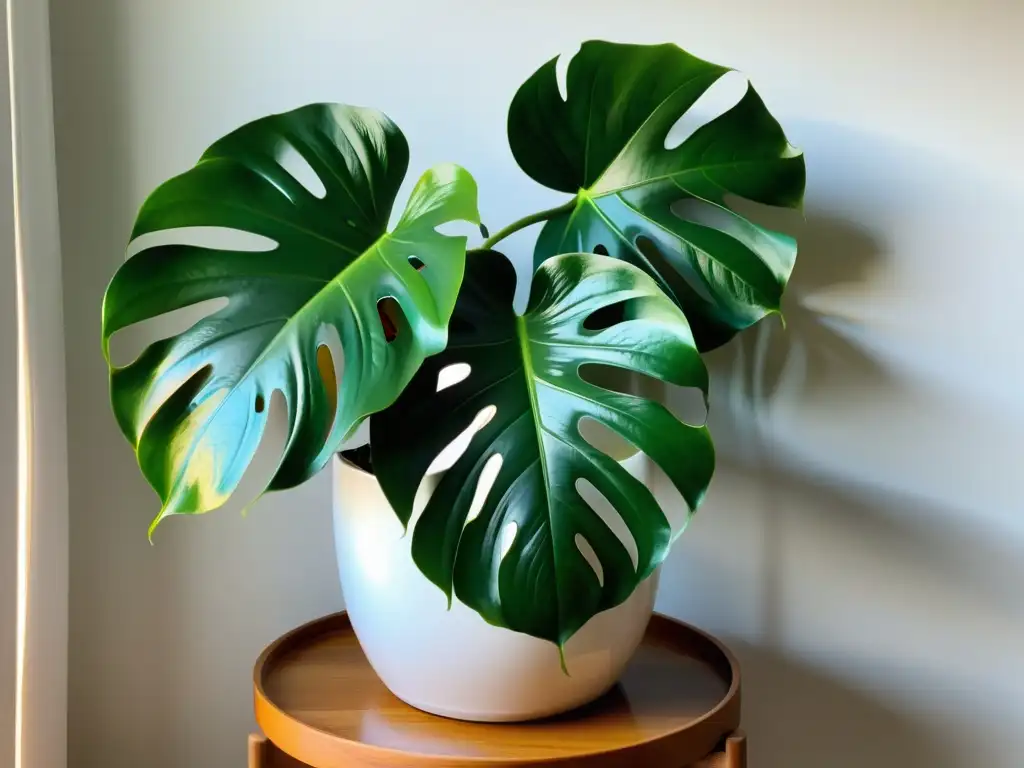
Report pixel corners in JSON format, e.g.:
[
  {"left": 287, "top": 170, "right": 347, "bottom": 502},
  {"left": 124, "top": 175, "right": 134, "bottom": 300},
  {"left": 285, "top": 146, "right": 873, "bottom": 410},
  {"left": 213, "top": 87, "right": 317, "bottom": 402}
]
[
  {"left": 102, "top": 103, "right": 479, "bottom": 531},
  {"left": 370, "top": 251, "right": 714, "bottom": 646},
  {"left": 508, "top": 41, "right": 805, "bottom": 350}
]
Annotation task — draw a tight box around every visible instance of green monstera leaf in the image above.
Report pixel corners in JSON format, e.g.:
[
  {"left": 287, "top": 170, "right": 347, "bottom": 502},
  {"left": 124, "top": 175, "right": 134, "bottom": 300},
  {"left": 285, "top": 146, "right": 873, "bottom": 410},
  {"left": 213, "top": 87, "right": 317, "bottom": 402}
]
[
  {"left": 370, "top": 250, "right": 714, "bottom": 647},
  {"left": 102, "top": 103, "right": 479, "bottom": 532},
  {"left": 507, "top": 40, "right": 805, "bottom": 350}
]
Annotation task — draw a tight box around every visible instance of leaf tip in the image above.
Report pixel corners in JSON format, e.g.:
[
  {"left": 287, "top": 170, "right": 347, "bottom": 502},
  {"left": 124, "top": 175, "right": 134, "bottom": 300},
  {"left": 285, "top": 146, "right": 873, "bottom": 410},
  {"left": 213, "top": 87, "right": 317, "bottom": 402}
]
[
  {"left": 773, "top": 308, "right": 788, "bottom": 331},
  {"left": 147, "top": 509, "right": 168, "bottom": 544},
  {"left": 794, "top": 194, "right": 807, "bottom": 218}
]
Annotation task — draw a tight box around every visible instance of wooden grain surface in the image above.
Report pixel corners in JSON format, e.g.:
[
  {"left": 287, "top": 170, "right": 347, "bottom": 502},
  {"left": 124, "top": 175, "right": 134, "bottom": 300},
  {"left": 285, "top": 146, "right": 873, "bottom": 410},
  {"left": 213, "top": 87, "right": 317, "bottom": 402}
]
[{"left": 253, "top": 612, "right": 741, "bottom": 768}]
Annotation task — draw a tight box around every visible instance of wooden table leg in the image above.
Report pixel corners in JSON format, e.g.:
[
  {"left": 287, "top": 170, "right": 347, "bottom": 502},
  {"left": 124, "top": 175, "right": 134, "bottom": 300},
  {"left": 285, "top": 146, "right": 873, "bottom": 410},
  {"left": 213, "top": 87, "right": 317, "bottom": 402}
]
[
  {"left": 689, "top": 730, "right": 746, "bottom": 768},
  {"left": 249, "top": 734, "right": 268, "bottom": 768},
  {"left": 724, "top": 731, "right": 746, "bottom": 768}
]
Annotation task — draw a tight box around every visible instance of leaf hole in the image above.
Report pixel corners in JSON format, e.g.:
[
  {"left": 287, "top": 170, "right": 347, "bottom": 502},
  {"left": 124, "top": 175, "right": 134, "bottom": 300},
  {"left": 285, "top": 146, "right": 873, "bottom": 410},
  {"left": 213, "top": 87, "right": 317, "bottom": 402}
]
[
  {"left": 499, "top": 521, "right": 518, "bottom": 560},
  {"left": 425, "top": 405, "right": 497, "bottom": 477},
  {"left": 667, "top": 385, "right": 708, "bottom": 427},
  {"left": 664, "top": 71, "right": 749, "bottom": 150},
  {"left": 577, "top": 414, "right": 640, "bottom": 463},
  {"left": 411, "top": 406, "right": 497, "bottom": 525},
  {"left": 408, "top": 255, "right": 425, "bottom": 271},
  {"left": 316, "top": 342, "right": 339, "bottom": 438},
  {"left": 106, "top": 296, "right": 229, "bottom": 369},
  {"left": 579, "top": 365, "right": 708, "bottom": 427},
  {"left": 671, "top": 198, "right": 745, "bottom": 231},
  {"left": 642, "top": 460, "right": 693, "bottom": 535},
  {"left": 555, "top": 43, "right": 582, "bottom": 102},
  {"left": 317, "top": 322, "right": 361, "bottom": 450},
  {"left": 376, "top": 297, "right": 404, "bottom": 343},
  {"left": 464, "top": 454, "right": 503, "bottom": 527},
  {"left": 720, "top": 193, "right": 804, "bottom": 237},
  {"left": 582, "top": 298, "right": 635, "bottom": 331},
  {"left": 635, "top": 235, "right": 717, "bottom": 306},
  {"left": 574, "top": 533, "right": 604, "bottom": 587},
  {"left": 436, "top": 363, "right": 471, "bottom": 392},
  {"left": 231, "top": 389, "right": 291, "bottom": 512},
  {"left": 579, "top": 364, "right": 641, "bottom": 399},
  {"left": 434, "top": 220, "right": 478, "bottom": 239},
  {"left": 276, "top": 141, "right": 327, "bottom": 199},
  {"left": 126, "top": 227, "right": 278, "bottom": 259},
  {"left": 593, "top": 244, "right": 609, "bottom": 256},
  {"left": 576, "top": 478, "right": 639, "bottom": 571}
]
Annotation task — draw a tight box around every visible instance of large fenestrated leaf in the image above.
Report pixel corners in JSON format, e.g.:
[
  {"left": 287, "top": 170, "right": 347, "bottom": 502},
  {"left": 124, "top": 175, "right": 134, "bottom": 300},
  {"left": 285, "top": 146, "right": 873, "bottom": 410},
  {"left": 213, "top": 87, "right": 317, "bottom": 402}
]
[
  {"left": 370, "top": 250, "right": 714, "bottom": 646},
  {"left": 508, "top": 40, "right": 805, "bottom": 350},
  {"left": 102, "top": 103, "right": 479, "bottom": 532}
]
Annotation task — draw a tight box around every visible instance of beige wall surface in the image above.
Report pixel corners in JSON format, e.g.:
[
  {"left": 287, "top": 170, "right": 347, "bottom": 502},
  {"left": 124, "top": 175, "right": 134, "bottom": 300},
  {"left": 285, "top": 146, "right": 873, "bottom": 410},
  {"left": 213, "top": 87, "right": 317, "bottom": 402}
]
[{"left": 49, "top": 1, "right": 1023, "bottom": 766}]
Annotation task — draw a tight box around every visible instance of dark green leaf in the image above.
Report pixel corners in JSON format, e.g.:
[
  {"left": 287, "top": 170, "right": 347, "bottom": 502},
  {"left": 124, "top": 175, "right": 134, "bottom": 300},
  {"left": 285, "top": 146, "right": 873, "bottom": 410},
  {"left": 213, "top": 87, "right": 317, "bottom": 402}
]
[
  {"left": 508, "top": 41, "right": 805, "bottom": 350},
  {"left": 370, "top": 250, "right": 714, "bottom": 646},
  {"left": 102, "top": 103, "right": 479, "bottom": 532}
]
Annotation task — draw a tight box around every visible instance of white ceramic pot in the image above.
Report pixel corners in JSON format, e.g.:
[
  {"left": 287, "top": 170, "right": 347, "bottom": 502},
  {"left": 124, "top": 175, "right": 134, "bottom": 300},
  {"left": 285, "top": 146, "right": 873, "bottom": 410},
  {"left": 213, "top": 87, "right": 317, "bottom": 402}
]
[{"left": 332, "top": 454, "right": 658, "bottom": 722}]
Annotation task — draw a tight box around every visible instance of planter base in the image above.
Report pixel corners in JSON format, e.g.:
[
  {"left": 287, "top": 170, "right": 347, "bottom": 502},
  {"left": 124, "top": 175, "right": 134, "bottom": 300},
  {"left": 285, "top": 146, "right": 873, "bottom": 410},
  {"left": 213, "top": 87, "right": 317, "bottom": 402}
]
[{"left": 332, "top": 456, "right": 658, "bottom": 722}]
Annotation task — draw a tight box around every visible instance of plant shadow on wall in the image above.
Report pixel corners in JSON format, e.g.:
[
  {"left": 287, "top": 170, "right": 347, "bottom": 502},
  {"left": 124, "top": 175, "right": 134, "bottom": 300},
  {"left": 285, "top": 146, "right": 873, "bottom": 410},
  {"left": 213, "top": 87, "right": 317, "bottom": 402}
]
[
  {"left": 658, "top": 192, "right": 1023, "bottom": 767},
  {"left": 714, "top": 214, "right": 886, "bottom": 633},
  {"left": 645, "top": 209, "right": 947, "bottom": 768},
  {"left": 697, "top": 213, "right": 958, "bottom": 768}
]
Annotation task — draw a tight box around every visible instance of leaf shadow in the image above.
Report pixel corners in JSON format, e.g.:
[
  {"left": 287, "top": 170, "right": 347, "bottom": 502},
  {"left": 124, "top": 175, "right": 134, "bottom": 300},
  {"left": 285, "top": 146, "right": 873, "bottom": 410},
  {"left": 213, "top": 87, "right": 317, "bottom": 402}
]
[
  {"left": 658, "top": 454, "right": 1024, "bottom": 768},
  {"left": 701, "top": 210, "right": 889, "bottom": 431}
]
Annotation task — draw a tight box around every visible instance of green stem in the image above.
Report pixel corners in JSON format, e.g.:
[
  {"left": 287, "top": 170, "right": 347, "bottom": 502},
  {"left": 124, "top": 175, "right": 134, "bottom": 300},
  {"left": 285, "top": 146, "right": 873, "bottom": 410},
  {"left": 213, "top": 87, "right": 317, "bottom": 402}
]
[{"left": 481, "top": 198, "right": 577, "bottom": 250}]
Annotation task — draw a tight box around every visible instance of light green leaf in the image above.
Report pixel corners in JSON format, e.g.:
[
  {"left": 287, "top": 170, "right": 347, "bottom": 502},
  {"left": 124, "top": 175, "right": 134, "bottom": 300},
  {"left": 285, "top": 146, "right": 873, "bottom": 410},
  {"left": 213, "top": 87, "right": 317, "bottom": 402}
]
[{"left": 102, "top": 103, "right": 479, "bottom": 532}]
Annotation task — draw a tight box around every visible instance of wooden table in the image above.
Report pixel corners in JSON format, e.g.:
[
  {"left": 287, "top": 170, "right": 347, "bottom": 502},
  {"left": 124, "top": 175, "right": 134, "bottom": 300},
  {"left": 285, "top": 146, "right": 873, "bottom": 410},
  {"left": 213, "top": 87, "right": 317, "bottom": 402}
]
[{"left": 251, "top": 612, "right": 745, "bottom": 767}]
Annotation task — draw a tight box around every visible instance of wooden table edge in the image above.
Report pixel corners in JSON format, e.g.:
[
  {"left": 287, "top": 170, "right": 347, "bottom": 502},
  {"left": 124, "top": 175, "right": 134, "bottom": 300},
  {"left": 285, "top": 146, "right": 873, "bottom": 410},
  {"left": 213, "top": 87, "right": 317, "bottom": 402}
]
[{"left": 253, "top": 611, "right": 742, "bottom": 768}]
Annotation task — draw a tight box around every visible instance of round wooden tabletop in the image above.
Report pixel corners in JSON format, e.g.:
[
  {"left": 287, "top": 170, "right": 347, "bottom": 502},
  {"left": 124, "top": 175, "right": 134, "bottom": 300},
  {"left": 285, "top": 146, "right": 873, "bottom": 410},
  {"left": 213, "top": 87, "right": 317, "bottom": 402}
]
[{"left": 254, "top": 612, "right": 741, "bottom": 768}]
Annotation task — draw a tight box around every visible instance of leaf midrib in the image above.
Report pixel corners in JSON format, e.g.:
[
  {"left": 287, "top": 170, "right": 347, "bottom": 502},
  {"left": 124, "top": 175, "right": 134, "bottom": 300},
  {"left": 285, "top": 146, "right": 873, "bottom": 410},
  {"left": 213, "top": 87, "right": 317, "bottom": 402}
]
[
  {"left": 589, "top": 156, "right": 792, "bottom": 199},
  {"left": 513, "top": 315, "right": 563, "bottom": 640},
  {"left": 584, "top": 68, "right": 714, "bottom": 195}
]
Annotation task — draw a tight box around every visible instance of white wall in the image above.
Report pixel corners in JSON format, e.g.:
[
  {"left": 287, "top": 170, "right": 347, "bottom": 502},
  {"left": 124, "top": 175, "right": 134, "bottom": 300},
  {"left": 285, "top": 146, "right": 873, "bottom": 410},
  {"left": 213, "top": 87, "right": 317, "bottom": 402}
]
[{"left": 49, "top": 1, "right": 1023, "bottom": 767}]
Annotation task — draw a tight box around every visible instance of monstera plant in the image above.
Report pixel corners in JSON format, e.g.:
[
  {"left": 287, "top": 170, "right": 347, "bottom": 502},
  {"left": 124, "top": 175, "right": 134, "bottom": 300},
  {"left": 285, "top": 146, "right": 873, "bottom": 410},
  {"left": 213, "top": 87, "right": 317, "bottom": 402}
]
[{"left": 103, "top": 41, "right": 803, "bottom": 660}]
